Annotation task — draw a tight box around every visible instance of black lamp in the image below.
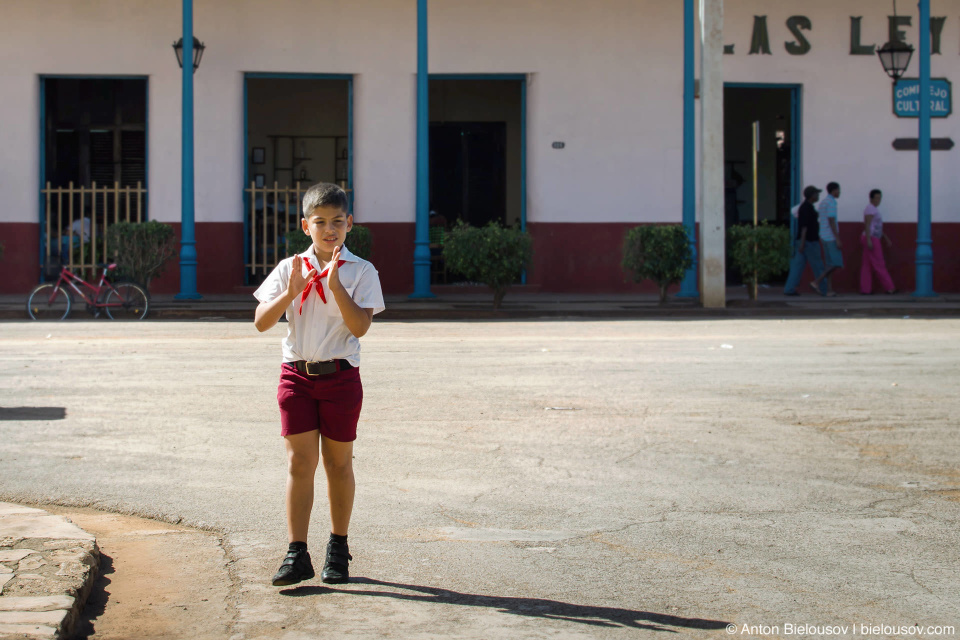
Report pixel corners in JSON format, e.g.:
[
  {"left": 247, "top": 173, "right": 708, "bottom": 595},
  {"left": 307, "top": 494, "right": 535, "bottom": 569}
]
[
  {"left": 877, "top": 39, "right": 914, "bottom": 82},
  {"left": 877, "top": 0, "right": 913, "bottom": 82},
  {"left": 173, "top": 36, "right": 206, "bottom": 73}
]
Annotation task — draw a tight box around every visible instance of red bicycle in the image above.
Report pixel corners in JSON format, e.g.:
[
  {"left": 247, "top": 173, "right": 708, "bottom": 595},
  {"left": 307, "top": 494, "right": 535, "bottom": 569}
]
[{"left": 27, "top": 264, "right": 149, "bottom": 320}]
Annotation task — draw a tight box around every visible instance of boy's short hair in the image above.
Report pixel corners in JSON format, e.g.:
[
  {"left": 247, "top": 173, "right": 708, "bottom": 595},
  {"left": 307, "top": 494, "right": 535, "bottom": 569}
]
[
  {"left": 826, "top": 182, "right": 840, "bottom": 194},
  {"left": 302, "top": 183, "right": 349, "bottom": 218},
  {"left": 869, "top": 189, "right": 883, "bottom": 200}
]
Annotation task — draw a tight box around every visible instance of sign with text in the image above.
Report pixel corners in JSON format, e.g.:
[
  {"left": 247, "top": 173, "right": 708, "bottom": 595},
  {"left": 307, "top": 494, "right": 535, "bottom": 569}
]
[{"left": 894, "top": 79, "right": 952, "bottom": 118}]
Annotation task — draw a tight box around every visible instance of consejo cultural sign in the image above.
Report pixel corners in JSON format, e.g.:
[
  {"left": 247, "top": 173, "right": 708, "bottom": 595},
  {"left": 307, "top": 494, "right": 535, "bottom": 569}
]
[{"left": 894, "top": 79, "right": 952, "bottom": 118}]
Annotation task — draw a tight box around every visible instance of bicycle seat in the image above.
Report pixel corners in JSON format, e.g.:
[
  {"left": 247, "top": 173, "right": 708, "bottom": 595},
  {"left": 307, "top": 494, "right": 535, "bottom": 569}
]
[{"left": 96, "top": 263, "right": 118, "bottom": 271}]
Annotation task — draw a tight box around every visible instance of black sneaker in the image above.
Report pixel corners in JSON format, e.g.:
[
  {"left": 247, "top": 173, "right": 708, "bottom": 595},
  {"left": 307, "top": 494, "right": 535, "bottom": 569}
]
[
  {"left": 271, "top": 547, "right": 315, "bottom": 587},
  {"left": 321, "top": 538, "right": 352, "bottom": 584}
]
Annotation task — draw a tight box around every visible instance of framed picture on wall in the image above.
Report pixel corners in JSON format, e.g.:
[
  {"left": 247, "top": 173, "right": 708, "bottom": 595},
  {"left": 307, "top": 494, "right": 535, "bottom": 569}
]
[
  {"left": 251, "top": 147, "right": 265, "bottom": 165},
  {"left": 254, "top": 173, "right": 265, "bottom": 188}
]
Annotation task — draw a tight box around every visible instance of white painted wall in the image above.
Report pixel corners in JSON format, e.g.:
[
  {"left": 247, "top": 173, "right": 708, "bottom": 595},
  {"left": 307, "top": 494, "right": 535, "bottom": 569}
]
[
  {"left": 720, "top": 0, "right": 960, "bottom": 224},
  {"left": 0, "top": 0, "right": 416, "bottom": 226},
  {"left": 1, "top": 0, "right": 957, "bottom": 230}
]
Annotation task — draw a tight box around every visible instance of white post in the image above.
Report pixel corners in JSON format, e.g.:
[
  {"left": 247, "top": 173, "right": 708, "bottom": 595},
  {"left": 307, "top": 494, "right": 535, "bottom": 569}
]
[{"left": 699, "top": 0, "right": 725, "bottom": 308}]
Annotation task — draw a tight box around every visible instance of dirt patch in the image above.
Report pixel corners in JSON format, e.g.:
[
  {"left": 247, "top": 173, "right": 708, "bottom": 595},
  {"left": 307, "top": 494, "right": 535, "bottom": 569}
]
[{"left": 42, "top": 506, "right": 233, "bottom": 640}]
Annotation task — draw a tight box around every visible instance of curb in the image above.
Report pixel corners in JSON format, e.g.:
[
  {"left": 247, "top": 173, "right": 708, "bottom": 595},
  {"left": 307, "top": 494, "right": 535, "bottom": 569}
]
[{"left": 0, "top": 503, "right": 99, "bottom": 640}]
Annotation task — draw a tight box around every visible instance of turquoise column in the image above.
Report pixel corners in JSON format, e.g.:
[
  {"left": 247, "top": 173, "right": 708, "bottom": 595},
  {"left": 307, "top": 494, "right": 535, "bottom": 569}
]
[
  {"left": 410, "top": 0, "right": 434, "bottom": 298},
  {"left": 176, "top": 0, "right": 201, "bottom": 299},
  {"left": 914, "top": 0, "right": 935, "bottom": 297},
  {"left": 678, "top": 0, "right": 699, "bottom": 297}
]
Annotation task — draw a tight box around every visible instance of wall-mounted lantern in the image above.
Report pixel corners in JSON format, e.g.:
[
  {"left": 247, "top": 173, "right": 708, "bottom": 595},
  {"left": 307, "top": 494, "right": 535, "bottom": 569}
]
[
  {"left": 172, "top": 36, "right": 206, "bottom": 73},
  {"left": 877, "top": 39, "right": 914, "bottom": 82},
  {"left": 877, "top": 0, "right": 913, "bottom": 82}
]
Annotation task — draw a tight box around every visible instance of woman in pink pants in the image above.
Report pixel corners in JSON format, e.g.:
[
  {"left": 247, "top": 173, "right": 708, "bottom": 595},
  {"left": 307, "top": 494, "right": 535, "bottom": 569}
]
[{"left": 860, "top": 189, "right": 897, "bottom": 294}]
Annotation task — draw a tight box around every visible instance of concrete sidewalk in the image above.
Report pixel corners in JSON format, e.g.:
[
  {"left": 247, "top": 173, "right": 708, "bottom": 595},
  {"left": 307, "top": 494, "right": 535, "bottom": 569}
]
[
  {"left": 0, "top": 503, "right": 99, "bottom": 640},
  {"left": 6, "top": 286, "right": 960, "bottom": 320}
]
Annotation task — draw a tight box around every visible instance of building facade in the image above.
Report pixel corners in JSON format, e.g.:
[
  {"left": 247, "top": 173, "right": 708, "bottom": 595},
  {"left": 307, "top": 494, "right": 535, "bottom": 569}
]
[{"left": 1, "top": 0, "right": 958, "bottom": 296}]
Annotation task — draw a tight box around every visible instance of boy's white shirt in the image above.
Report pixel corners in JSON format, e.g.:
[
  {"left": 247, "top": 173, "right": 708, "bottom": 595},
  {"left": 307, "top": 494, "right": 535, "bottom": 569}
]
[{"left": 253, "top": 244, "right": 385, "bottom": 366}]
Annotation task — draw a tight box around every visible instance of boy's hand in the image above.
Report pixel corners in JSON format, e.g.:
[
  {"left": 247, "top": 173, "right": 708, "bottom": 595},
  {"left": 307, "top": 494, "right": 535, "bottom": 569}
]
[
  {"left": 327, "top": 245, "right": 344, "bottom": 293},
  {"left": 287, "top": 255, "right": 317, "bottom": 297}
]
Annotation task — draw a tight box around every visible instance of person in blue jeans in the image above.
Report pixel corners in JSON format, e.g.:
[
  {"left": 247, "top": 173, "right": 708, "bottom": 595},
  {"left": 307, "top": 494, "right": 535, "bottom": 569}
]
[{"left": 784, "top": 186, "right": 828, "bottom": 296}]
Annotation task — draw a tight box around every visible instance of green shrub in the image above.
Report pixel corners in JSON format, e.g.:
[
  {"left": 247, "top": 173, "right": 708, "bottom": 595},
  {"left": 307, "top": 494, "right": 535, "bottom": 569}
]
[
  {"left": 106, "top": 221, "right": 177, "bottom": 292},
  {"left": 443, "top": 220, "right": 533, "bottom": 309},
  {"left": 727, "top": 223, "right": 791, "bottom": 299},
  {"left": 621, "top": 225, "right": 693, "bottom": 303},
  {"left": 344, "top": 225, "right": 372, "bottom": 261},
  {"left": 286, "top": 224, "right": 372, "bottom": 261}
]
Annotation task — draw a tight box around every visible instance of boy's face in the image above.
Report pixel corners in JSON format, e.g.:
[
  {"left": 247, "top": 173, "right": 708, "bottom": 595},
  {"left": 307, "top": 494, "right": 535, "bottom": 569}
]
[
  {"left": 871, "top": 194, "right": 883, "bottom": 206},
  {"left": 301, "top": 205, "right": 352, "bottom": 256}
]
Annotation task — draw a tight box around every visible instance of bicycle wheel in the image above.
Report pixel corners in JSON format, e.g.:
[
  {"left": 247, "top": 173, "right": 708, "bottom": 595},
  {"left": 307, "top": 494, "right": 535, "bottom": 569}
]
[
  {"left": 26, "top": 284, "right": 71, "bottom": 320},
  {"left": 104, "top": 282, "right": 149, "bottom": 320}
]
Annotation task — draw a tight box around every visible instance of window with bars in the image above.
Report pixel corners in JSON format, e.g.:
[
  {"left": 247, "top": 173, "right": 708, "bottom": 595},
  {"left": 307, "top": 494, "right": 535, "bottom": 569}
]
[
  {"left": 44, "top": 78, "right": 147, "bottom": 190},
  {"left": 44, "top": 78, "right": 148, "bottom": 228}
]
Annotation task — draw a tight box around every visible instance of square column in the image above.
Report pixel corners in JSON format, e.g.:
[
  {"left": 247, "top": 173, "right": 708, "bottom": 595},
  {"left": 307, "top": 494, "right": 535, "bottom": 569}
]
[{"left": 699, "top": 0, "right": 725, "bottom": 308}]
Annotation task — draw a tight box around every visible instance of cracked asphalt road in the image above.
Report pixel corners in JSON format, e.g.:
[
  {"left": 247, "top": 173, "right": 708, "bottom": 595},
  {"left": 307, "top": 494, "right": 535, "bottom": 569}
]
[{"left": 1, "top": 319, "right": 959, "bottom": 639}]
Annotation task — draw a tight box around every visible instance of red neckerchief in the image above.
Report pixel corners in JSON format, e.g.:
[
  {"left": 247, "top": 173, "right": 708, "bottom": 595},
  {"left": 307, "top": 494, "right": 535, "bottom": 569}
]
[{"left": 298, "top": 257, "right": 347, "bottom": 315}]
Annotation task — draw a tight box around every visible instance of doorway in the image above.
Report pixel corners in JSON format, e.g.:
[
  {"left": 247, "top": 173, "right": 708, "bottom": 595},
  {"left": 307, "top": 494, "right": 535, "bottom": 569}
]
[
  {"left": 244, "top": 74, "right": 352, "bottom": 284},
  {"left": 723, "top": 84, "right": 801, "bottom": 282},
  {"left": 428, "top": 77, "right": 524, "bottom": 284}
]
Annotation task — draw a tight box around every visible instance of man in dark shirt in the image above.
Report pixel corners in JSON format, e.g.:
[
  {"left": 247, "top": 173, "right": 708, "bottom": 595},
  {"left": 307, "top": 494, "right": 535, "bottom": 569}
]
[{"left": 784, "top": 186, "right": 828, "bottom": 296}]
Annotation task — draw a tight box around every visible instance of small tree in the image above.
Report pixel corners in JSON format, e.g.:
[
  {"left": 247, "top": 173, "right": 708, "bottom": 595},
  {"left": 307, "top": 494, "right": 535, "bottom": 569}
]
[
  {"left": 727, "top": 223, "right": 791, "bottom": 300},
  {"left": 286, "top": 224, "right": 372, "bottom": 261},
  {"left": 107, "top": 221, "right": 177, "bottom": 292},
  {"left": 443, "top": 220, "right": 533, "bottom": 310},
  {"left": 621, "top": 225, "right": 693, "bottom": 303}
]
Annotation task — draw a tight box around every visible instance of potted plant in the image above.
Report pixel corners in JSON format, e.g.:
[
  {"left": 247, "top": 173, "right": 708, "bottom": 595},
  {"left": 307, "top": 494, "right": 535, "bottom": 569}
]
[
  {"left": 443, "top": 220, "right": 533, "bottom": 310},
  {"left": 621, "top": 225, "right": 693, "bottom": 303},
  {"left": 106, "top": 221, "right": 177, "bottom": 293},
  {"left": 727, "top": 223, "right": 791, "bottom": 300}
]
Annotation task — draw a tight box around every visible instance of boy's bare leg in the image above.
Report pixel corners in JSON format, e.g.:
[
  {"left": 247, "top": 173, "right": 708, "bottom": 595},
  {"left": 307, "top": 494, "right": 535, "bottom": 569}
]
[
  {"left": 284, "top": 429, "right": 321, "bottom": 543},
  {"left": 321, "top": 436, "right": 355, "bottom": 536}
]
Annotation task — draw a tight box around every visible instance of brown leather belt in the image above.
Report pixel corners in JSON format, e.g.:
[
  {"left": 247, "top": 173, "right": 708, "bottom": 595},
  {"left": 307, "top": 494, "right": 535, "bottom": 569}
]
[{"left": 289, "top": 359, "right": 353, "bottom": 376}]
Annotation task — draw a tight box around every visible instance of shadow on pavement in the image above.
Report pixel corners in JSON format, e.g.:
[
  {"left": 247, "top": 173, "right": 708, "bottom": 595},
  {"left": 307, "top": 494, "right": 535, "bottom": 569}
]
[
  {"left": 281, "top": 577, "right": 729, "bottom": 632},
  {"left": 0, "top": 406, "right": 66, "bottom": 420},
  {"left": 73, "top": 551, "right": 114, "bottom": 639}
]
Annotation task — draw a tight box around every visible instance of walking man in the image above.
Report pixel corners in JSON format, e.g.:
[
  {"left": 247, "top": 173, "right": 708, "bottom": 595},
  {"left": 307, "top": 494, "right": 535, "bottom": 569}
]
[
  {"left": 810, "top": 182, "right": 843, "bottom": 296},
  {"left": 784, "top": 186, "right": 828, "bottom": 296}
]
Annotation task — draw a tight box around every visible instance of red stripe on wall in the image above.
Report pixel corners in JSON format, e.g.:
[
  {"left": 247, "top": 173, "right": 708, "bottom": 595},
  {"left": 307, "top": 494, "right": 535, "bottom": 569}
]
[
  {"left": 831, "top": 222, "right": 960, "bottom": 294},
  {"left": 359, "top": 222, "right": 415, "bottom": 295},
  {"left": 150, "top": 222, "right": 245, "bottom": 294},
  {"left": 0, "top": 223, "right": 40, "bottom": 294},
  {"left": 526, "top": 222, "right": 676, "bottom": 294},
  {"left": 2, "top": 221, "right": 959, "bottom": 295}
]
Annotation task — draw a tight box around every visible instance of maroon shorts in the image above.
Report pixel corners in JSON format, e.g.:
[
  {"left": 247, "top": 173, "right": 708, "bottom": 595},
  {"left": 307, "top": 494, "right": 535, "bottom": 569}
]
[{"left": 277, "top": 362, "right": 363, "bottom": 441}]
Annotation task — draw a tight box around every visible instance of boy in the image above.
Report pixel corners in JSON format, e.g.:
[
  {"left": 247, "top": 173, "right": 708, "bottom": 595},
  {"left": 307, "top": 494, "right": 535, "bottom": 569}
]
[{"left": 253, "top": 183, "right": 385, "bottom": 587}]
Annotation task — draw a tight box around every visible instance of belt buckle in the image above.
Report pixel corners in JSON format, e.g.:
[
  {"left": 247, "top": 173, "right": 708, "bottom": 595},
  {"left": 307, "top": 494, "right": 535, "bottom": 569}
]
[{"left": 304, "top": 360, "right": 337, "bottom": 376}]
